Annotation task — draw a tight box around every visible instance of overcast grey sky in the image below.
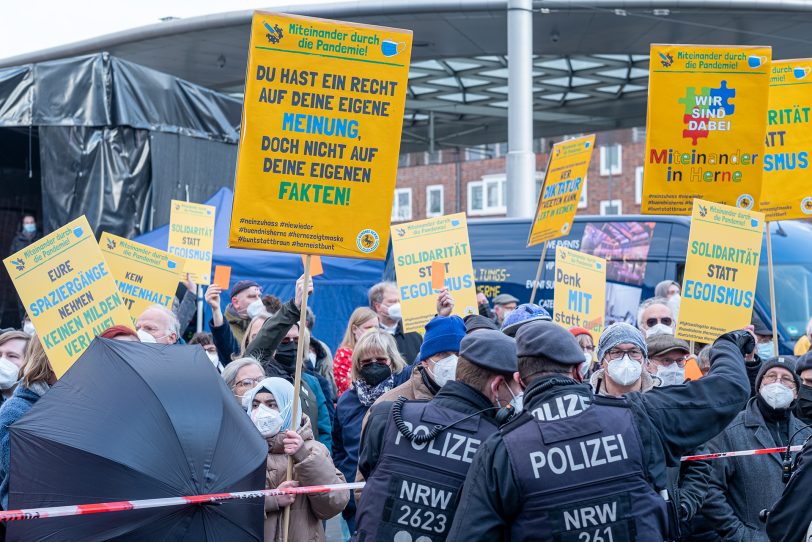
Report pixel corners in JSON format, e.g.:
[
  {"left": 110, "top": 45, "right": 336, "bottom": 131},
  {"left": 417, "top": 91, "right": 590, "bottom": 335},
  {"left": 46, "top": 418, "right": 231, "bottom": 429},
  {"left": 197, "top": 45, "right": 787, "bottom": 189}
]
[{"left": 0, "top": 0, "right": 343, "bottom": 59}]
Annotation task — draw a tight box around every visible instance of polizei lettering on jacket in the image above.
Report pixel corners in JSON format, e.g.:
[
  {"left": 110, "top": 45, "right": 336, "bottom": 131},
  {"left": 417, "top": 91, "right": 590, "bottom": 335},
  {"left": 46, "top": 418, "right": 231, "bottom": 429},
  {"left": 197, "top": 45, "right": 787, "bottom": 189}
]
[
  {"left": 530, "top": 433, "right": 629, "bottom": 477},
  {"left": 393, "top": 422, "right": 481, "bottom": 463},
  {"left": 531, "top": 394, "right": 590, "bottom": 422}
]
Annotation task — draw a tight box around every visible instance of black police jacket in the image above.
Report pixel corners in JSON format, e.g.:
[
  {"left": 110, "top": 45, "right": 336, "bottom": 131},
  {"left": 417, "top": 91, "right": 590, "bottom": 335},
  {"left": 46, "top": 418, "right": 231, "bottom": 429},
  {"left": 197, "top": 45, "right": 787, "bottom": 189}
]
[{"left": 445, "top": 338, "right": 750, "bottom": 542}]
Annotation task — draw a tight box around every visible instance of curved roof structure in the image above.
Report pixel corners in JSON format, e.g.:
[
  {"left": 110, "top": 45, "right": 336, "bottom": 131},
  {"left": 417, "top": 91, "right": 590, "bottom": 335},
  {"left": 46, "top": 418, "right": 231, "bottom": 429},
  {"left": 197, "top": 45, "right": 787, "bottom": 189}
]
[{"left": 2, "top": 0, "right": 811, "bottom": 151}]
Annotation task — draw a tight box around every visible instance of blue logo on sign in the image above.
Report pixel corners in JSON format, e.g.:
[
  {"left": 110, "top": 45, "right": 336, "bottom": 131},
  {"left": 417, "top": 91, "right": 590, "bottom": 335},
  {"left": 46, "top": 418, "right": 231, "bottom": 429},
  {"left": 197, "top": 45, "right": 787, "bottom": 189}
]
[
  {"left": 357, "top": 229, "right": 380, "bottom": 253},
  {"left": 751, "top": 219, "right": 759, "bottom": 228},
  {"left": 167, "top": 261, "right": 177, "bottom": 269},
  {"left": 451, "top": 219, "right": 460, "bottom": 227},
  {"left": 381, "top": 40, "right": 405, "bottom": 57},
  {"left": 73, "top": 227, "right": 84, "bottom": 238},
  {"left": 585, "top": 142, "right": 591, "bottom": 148}
]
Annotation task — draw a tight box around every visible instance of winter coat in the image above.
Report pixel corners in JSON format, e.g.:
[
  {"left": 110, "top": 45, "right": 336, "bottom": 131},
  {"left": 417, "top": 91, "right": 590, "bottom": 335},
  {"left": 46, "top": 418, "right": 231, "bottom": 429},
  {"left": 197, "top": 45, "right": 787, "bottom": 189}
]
[
  {"left": 332, "top": 370, "right": 410, "bottom": 528},
  {"left": 446, "top": 337, "right": 751, "bottom": 542},
  {"left": 0, "top": 384, "right": 47, "bottom": 509},
  {"left": 8, "top": 231, "right": 39, "bottom": 257},
  {"left": 590, "top": 366, "right": 661, "bottom": 395},
  {"left": 766, "top": 434, "right": 812, "bottom": 542},
  {"left": 701, "top": 397, "right": 812, "bottom": 542},
  {"left": 262, "top": 416, "right": 348, "bottom": 542}
]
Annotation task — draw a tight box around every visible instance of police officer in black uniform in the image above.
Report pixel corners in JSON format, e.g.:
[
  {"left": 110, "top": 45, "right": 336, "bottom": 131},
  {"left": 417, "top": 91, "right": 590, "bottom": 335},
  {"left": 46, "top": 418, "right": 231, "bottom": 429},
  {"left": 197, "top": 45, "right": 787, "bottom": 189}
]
[
  {"left": 765, "top": 433, "right": 812, "bottom": 541},
  {"left": 447, "top": 321, "right": 753, "bottom": 542},
  {"left": 353, "top": 330, "right": 521, "bottom": 541}
]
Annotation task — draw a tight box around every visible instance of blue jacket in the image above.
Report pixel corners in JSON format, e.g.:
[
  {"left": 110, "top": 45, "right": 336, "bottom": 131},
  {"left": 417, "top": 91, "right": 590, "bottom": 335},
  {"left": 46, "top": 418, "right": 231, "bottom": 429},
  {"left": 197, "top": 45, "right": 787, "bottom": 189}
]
[{"left": 0, "top": 386, "right": 42, "bottom": 509}]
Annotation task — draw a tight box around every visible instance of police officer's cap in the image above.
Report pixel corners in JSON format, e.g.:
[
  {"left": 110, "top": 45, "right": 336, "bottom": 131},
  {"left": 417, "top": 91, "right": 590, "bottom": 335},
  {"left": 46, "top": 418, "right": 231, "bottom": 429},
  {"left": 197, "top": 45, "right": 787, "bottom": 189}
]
[
  {"left": 515, "top": 320, "right": 584, "bottom": 365},
  {"left": 459, "top": 330, "right": 517, "bottom": 373}
]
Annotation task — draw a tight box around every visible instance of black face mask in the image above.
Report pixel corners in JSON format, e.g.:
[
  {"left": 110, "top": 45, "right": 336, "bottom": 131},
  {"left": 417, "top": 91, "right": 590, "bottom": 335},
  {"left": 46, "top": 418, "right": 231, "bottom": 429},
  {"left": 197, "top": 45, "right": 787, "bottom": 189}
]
[
  {"left": 274, "top": 341, "right": 298, "bottom": 370},
  {"left": 798, "top": 384, "right": 812, "bottom": 418},
  {"left": 360, "top": 363, "right": 392, "bottom": 387}
]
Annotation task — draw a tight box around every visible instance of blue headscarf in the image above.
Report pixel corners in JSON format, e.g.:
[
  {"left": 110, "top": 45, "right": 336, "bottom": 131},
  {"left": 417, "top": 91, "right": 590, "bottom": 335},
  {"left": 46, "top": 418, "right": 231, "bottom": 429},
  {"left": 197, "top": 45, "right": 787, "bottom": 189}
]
[{"left": 241, "top": 377, "right": 302, "bottom": 431}]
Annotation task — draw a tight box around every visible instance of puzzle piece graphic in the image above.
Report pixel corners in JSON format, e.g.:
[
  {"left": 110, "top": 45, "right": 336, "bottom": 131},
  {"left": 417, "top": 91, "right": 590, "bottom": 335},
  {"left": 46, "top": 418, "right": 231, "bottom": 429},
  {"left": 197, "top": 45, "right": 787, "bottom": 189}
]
[
  {"left": 677, "top": 87, "right": 702, "bottom": 115},
  {"left": 709, "top": 80, "right": 735, "bottom": 115},
  {"left": 683, "top": 114, "right": 709, "bottom": 145}
]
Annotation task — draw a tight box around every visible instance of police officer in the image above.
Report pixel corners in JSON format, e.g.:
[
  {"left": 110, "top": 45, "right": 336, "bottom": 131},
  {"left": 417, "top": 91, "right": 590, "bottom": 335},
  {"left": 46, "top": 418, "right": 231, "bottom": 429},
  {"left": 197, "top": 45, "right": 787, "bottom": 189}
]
[
  {"left": 447, "top": 321, "right": 753, "bottom": 542},
  {"left": 765, "top": 432, "right": 812, "bottom": 541},
  {"left": 353, "top": 330, "right": 521, "bottom": 541}
]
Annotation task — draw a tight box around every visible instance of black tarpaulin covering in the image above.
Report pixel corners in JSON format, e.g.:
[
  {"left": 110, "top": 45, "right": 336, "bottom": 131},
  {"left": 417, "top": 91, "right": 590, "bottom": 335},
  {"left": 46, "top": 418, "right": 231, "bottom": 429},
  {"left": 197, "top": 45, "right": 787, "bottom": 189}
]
[
  {"left": 7, "top": 339, "right": 267, "bottom": 541},
  {"left": 0, "top": 53, "right": 241, "bottom": 236}
]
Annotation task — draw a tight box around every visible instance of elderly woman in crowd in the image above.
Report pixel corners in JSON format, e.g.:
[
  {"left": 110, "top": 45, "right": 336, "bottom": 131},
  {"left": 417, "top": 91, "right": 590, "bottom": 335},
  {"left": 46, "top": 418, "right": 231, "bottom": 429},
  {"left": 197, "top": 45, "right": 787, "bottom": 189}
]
[
  {"left": 0, "top": 338, "right": 56, "bottom": 508},
  {"left": 222, "top": 357, "right": 266, "bottom": 404},
  {"left": 243, "top": 377, "right": 348, "bottom": 541},
  {"left": 332, "top": 329, "right": 409, "bottom": 533}
]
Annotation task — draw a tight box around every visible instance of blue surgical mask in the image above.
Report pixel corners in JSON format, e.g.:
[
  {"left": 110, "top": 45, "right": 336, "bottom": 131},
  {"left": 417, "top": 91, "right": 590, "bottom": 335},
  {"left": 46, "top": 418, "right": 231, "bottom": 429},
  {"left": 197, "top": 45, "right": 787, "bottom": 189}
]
[
  {"left": 23, "top": 223, "right": 36, "bottom": 234},
  {"left": 757, "top": 342, "right": 775, "bottom": 360}
]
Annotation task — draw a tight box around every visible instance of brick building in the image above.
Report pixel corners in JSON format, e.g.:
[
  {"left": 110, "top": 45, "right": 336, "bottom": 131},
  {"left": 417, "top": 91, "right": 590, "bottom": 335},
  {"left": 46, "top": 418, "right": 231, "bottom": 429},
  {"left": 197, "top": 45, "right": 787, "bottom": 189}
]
[{"left": 391, "top": 127, "right": 648, "bottom": 223}]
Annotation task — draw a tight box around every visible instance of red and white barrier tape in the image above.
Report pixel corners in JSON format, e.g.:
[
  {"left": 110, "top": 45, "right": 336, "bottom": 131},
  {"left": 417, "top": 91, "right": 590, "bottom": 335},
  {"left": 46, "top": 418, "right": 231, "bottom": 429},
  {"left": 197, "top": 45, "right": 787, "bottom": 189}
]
[
  {"left": 681, "top": 445, "right": 802, "bottom": 462},
  {"left": 0, "top": 481, "right": 364, "bottom": 522}
]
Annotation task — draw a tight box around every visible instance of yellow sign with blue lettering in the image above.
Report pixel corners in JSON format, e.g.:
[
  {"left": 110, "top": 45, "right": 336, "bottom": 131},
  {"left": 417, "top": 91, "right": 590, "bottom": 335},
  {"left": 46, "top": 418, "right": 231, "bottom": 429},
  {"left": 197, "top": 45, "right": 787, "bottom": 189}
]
[
  {"left": 642, "top": 44, "right": 771, "bottom": 215},
  {"left": 760, "top": 59, "right": 812, "bottom": 221},
  {"left": 229, "top": 12, "right": 413, "bottom": 260},
  {"left": 553, "top": 247, "right": 606, "bottom": 335},
  {"left": 168, "top": 200, "right": 215, "bottom": 285},
  {"left": 676, "top": 199, "right": 764, "bottom": 343},
  {"left": 4, "top": 216, "right": 133, "bottom": 377},
  {"left": 100, "top": 232, "right": 181, "bottom": 321},
  {"left": 528, "top": 135, "right": 595, "bottom": 247},
  {"left": 391, "top": 213, "right": 478, "bottom": 333}
]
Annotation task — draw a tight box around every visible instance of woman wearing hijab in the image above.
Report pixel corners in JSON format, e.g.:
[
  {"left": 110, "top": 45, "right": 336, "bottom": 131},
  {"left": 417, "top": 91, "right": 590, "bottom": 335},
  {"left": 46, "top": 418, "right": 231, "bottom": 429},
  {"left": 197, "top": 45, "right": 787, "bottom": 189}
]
[
  {"left": 243, "top": 377, "right": 348, "bottom": 542},
  {"left": 332, "top": 329, "right": 408, "bottom": 533}
]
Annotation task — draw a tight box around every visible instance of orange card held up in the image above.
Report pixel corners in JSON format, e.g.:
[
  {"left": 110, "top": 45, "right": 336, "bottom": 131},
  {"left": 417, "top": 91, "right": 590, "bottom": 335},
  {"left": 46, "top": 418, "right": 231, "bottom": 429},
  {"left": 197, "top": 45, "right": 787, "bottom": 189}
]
[
  {"left": 684, "top": 358, "right": 704, "bottom": 381},
  {"left": 213, "top": 265, "right": 231, "bottom": 290},
  {"left": 303, "top": 255, "right": 324, "bottom": 276},
  {"left": 431, "top": 261, "right": 446, "bottom": 290}
]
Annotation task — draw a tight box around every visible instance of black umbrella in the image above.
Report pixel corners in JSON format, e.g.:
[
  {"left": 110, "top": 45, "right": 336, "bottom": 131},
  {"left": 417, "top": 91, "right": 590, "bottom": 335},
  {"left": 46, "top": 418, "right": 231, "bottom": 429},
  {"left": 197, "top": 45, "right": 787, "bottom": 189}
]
[{"left": 7, "top": 338, "right": 268, "bottom": 541}]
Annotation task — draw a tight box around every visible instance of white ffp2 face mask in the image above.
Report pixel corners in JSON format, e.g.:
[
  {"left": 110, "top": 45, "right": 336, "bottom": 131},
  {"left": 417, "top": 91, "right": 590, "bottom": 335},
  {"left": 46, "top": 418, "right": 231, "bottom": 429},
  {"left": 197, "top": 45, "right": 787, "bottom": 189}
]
[
  {"left": 247, "top": 299, "right": 265, "bottom": 319},
  {"left": 607, "top": 355, "right": 642, "bottom": 387},
  {"left": 760, "top": 382, "right": 794, "bottom": 410},
  {"left": 137, "top": 329, "right": 157, "bottom": 343},
  {"left": 645, "top": 324, "right": 674, "bottom": 338},
  {"left": 430, "top": 355, "right": 458, "bottom": 387},
  {"left": 0, "top": 357, "right": 19, "bottom": 390},
  {"left": 206, "top": 351, "right": 220, "bottom": 366},
  {"left": 656, "top": 363, "right": 685, "bottom": 387},
  {"left": 387, "top": 303, "right": 402, "bottom": 321},
  {"left": 251, "top": 404, "right": 284, "bottom": 437}
]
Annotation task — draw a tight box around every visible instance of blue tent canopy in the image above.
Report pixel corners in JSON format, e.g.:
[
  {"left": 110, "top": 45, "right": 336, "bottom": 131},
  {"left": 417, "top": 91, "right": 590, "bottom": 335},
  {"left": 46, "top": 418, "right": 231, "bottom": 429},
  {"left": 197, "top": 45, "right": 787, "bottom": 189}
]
[{"left": 134, "top": 187, "right": 384, "bottom": 350}]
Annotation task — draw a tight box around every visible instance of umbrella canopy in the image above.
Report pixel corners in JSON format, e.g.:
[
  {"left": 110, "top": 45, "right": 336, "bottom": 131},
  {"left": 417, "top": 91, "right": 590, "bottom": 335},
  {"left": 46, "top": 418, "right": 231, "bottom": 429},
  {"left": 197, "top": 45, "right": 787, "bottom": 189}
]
[{"left": 7, "top": 338, "right": 268, "bottom": 541}]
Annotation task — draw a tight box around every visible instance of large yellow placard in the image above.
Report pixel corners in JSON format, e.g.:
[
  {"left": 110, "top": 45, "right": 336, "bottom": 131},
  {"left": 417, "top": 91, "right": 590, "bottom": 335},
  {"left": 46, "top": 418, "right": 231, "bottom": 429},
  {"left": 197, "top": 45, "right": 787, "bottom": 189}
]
[
  {"left": 229, "top": 12, "right": 413, "bottom": 260},
  {"left": 100, "top": 232, "right": 181, "bottom": 321},
  {"left": 3, "top": 216, "right": 132, "bottom": 377},
  {"left": 527, "top": 135, "right": 595, "bottom": 247},
  {"left": 391, "top": 213, "right": 478, "bottom": 333},
  {"left": 553, "top": 247, "right": 606, "bottom": 335},
  {"left": 642, "top": 44, "right": 771, "bottom": 215},
  {"left": 760, "top": 59, "right": 812, "bottom": 221},
  {"left": 168, "top": 200, "right": 215, "bottom": 285},
  {"left": 676, "top": 199, "right": 764, "bottom": 343}
]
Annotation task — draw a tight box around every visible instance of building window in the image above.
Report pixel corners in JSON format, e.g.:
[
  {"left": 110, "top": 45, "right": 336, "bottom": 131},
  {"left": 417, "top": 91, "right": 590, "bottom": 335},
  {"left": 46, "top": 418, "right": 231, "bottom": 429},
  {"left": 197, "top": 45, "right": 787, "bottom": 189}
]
[
  {"left": 632, "top": 127, "right": 646, "bottom": 143},
  {"left": 635, "top": 166, "right": 644, "bottom": 205},
  {"left": 468, "top": 175, "right": 507, "bottom": 216},
  {"left": 533, "top": 172, "right": 548, "bottom": 201},
  {"left": 578, "top": 178, "right": 588, "bottom": 209},
  {"left": 392, "top": 188, "right": 412, "bottom": 221},
  {"left": 600, "top": 144, "right": 622, "bottom": 176},
  {"left": 600, "top": 199, "right": 623, "bottom": 216},
  {"left": 426, "top": 185, "right": 444, "bottom": 217}
]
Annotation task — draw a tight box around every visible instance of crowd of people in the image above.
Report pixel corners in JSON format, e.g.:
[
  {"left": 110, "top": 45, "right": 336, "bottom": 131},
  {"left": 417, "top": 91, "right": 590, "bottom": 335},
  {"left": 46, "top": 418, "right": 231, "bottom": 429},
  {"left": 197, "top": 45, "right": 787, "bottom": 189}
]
[{"left": 0, "top": 251, "right": 811, "bottom": 541}]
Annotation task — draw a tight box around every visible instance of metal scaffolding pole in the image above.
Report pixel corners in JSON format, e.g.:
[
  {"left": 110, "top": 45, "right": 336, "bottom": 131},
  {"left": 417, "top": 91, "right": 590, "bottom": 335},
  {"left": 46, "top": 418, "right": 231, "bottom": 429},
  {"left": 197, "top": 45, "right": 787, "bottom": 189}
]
[{"left": 506, "top": 0, "right": 536, "bottom": 218}]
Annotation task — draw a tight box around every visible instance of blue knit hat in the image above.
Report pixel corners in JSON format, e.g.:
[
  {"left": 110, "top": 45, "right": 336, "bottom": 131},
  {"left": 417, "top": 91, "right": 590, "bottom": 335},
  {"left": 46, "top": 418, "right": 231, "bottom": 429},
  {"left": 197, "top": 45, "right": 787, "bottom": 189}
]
[
  {"left": 501, "top": 303, "right": 552, "bottom": 337},
  {"left": 598, "top": 322, "right": 647, "bottom": 362},
  {"left": 419, "top": 315, "right": 466, "bottom": 361}
]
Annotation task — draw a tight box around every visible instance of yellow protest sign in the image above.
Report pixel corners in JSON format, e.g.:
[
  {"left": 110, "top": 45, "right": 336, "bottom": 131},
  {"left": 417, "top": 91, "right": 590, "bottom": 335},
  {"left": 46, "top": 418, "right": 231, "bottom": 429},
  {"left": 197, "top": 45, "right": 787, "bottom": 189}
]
[
  {"left": 528, "top": 135, "right": 595, "bottom": 246},
  {"left": 100, "top": 232, "right": 181, "bottom": 320},
  {"left": 676, "top": 199, "right": 764, "bottom": 343},
  {"left": 391, "top": 213, "right": 478, "bottom": 333},
  {"left": 642, "top": 44, "right": 771, "bottom": 215},
  {"left": 168, "top": 200, "right": 215, "bottom": 285},
  {"left": 760, "top": 59, "right": 812, "bottom": 221},
  {"left": 553, "top": 247, "right": 606, "bottom": 335},
  {"left": 4, "top": 216, "right": 132, "bottom": 377},
  {"left": 229, "top": 12, "right": 412, "bottom": 260}
]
